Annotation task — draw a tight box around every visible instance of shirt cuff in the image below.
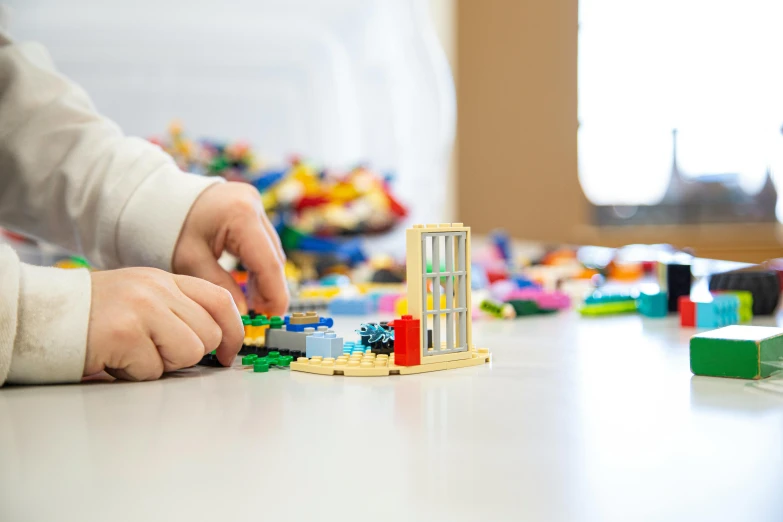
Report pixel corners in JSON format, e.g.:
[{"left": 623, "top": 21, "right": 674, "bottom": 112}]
[
  {"left": 116, "top": 169, "right": 223, "bottom": 271},
  {"left": 6, "top": 264, "right": 91, "bottom": 384}
]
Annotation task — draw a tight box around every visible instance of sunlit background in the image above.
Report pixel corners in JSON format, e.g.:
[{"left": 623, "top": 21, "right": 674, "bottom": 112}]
[{"left": 578, "top": 0, "right": 783, "bottom": 220}]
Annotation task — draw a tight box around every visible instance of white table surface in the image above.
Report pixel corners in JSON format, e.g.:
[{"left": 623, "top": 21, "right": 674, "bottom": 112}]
[{"left": 2, "top": 312, "right": 783, "bottom": 522}]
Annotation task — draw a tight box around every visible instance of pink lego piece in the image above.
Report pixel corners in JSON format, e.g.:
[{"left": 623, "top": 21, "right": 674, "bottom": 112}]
[
  {"left": 506, "top": 288, "right": 543, "bottom": 301},
  {"left": 378, "top": 293, "right": 402, "bottom": 313},
  {"left": 536, "top": 291, "right": 570, "bottom": 310},
  {"left": 506, "top": 288, "right": 570, "bottom": 310}
]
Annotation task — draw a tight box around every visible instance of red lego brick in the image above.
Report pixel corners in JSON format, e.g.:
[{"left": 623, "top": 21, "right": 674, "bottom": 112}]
[
  {"left": 393, "top": 315, "right": 421, "bottom": 366},
  {"left": 486, "top": 268, "right": 508, "bottom": 284},
  {"left": 679, "top": 295, "right": 695, "bottom": 327}
]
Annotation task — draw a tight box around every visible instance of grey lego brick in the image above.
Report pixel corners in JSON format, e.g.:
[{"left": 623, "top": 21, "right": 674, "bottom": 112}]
[{"left": 265, "top": 326, "right": 328, "bottom": 352}]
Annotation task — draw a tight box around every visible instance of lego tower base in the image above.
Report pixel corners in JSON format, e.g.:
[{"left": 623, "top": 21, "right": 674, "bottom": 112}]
[{"left": 290, "top": 348, "right": 491, "bottom": 377}]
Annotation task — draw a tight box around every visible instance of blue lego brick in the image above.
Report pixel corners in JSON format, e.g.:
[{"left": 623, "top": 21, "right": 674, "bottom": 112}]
[
  {"left": 328, "top": 296, "right": 375, "bottom": 315},
  {"left": 342, "top": 341, "right": 369, "bottom": 356},
  {"left": 637, "top": 291, "right": 668, "bottom": 318},
  {"left": 696, "top": 294, "right": 740, "bottom": 328},
  {"left": 284, "top": 316, "right": 334, "bottom": 332},
  {"left": 305, "top": 330, "right": 344, "bottom": 359}
]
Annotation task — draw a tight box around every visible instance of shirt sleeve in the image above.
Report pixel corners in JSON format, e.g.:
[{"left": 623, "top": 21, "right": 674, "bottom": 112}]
[
  {"left": 0, "top": 32, "right": 221, "bottom": 271},
  {"left": 0, "top": 32, "right": 222, "bottom": 386},
  {"left": 0, "top": 246, "right": 91, "bottom": 386}
]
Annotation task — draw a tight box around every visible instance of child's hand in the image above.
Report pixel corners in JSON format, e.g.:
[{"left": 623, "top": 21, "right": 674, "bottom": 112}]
[
  {"left": 172, "top": 182, "right": 289, "bottom": 315},
  {"left": 84, "top": 268, "right": 244, "bottom": 380}
]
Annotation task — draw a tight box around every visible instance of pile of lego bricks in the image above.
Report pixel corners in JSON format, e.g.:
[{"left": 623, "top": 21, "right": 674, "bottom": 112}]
[{"left": 239, "top": 310, "right": 334, "bottom": 361}]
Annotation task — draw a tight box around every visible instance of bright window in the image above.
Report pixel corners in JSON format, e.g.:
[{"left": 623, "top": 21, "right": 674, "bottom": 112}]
[{"left": 578, "top": 0, "right": 783, "bottom": 221}]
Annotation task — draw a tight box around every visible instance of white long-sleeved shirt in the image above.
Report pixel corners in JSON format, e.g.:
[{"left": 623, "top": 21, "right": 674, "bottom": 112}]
[{"left": 0, "top": 32, "right": 220, "bottom": 386}]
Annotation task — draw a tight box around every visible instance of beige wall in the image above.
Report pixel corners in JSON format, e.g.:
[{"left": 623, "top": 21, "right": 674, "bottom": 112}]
[
  {"left": 456, "top": 0, "right": 783, "bottom": 262},
  {"left": 457, "top": 0, "right": 584, "bottom": 243}
]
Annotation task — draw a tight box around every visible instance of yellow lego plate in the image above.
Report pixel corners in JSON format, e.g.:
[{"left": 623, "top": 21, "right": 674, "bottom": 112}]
[{"left": 290, "top": 348, "right": 491, "bottom": 377}]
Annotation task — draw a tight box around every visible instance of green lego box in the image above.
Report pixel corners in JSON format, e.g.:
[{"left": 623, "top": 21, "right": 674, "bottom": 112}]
[{"left": 690, "top": 326, "right": 783, "bottom": 379}]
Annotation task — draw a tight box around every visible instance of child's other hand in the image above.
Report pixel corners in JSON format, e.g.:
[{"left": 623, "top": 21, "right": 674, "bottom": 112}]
[
  {"left": 85, "top": 268, "right": 244, "bottom": 379},
  {"left": 172, "top": 182, "right": 288, "bottom": 316}
]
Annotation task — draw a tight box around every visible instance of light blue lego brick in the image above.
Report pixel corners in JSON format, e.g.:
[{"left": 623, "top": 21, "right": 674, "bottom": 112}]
[
  {"left": 696, "top": 294, "right": 740, "bottom": 328},
  {"left": 305, "top": 330, "right": 344, "bottom": 359},
  {"left": 637, "top": 291, "right": 668, "bottom": 318},
  {"left": 328, "top": 296, "right": 375, "bottom": 315}
]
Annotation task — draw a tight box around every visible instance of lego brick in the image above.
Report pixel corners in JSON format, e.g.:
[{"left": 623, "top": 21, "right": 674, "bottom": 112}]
[
  {"left": 265, "top": 326, "right": 325, "bottom": 352},
  {"left": 394, "top": 294, "right": 448, "bottom": 317},
  {"left": 722, "top": 290, "right": 753, "bottom": 323},
  {"left": 284, "top": 315, "right": 334, "bottom": 332},
  {"left": 637, "top": 291, "right": 668, "bottom": 318},
  {"left": 709, "top": 270, "right": 779, "bottom": 315},
  {"left": 242, "top": 315, "right": 270, "bottom": 345},
  {"left": 290, "top": 311, "right": 320, "bottom": 325},
  {"left": 393, "top": 315, "right": 421, "bottom": 366},
  {"left": 328, "top": 296, "right": 375, "bottom": 315},
  {"left": 584, "top": 290, "right": 636, "bottom": 305},
  {"left": 342, "top": 341, "right": 370, "bottom": 356},
  {"left": 579, "top": 300, "right": 638, "bottom": 316},
  {"left": 398, "top": 350, "right": 490, "bottom": 374},
  {"left": 287, "top": 297, "right": 329, "bottom": 314},
  {"left": 505, "top": 299, "right": 541, "bottom": 316},
  {"left": 479, "top": 299, "right": 515, "bottom": 319},
  {"left": 306, "top": 330, "right": 344, "bottom": 359},
  {"left": 690, "top": 325, "right": 783, "bottom": 379},
  {"left": 665, "top": 263, "right": 692, "bottom": 312},
  {"left": 679, "top": 296, "right": 696, "bottom": 327},
  {"left": 695, "top": 294, "right": 739, "bottom": 328},
  {"left": 419, "top": 350, "right": 473, "bottom": 365},
  {"left": 197, "top": 353, "right": 222, "bottom": 367},
  {"left": 298, "top": 286, "right": 341, "bottom": 299},
  {"left": 240, "top": 351, "right": 294, "bottom": 373},
  {"left": 290, "top": 348, "right": 491, "bottom": 377},
  {"left": 378, "top": 293, "right": 402, "bottom": 313}
]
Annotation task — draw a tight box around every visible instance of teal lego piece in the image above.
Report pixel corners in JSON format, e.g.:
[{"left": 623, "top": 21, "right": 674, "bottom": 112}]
[
  {"left": 342, "top": 341, "right": 369, "bottom": 356},
  {"left": 584, "top": 290, "right": 638, "bottom": 305},
  {"left": 637, "top": 291, "right": 668, "bottom": 318},
  {"left": 696, "top": 294, "right": 740, "bottom": 328},
  {"left": 306, "top": 330, "right": 344, "bottom": 359}
]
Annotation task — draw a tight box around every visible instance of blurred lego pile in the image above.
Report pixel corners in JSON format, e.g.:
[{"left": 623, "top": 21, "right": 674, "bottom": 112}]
[
  {"left": 273, "top": 226, "right": 782, "bottom": 327},
  {"left": 150, "top": 121, "right": 408, "bottom": 237}
]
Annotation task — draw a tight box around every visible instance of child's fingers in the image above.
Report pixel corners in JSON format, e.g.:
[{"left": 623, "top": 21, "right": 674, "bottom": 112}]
[
  {"left": 181, "top": 247, "right": 248, "bottom": 314},
  {"left": 149, "top": 310, "right": 206, "bottom": 372},
  {"left": 175, "top": 275, "right": 244, "bottom": 366},
  {"left": 104, "top": 338, "right": 164, "bottom": 381},
  {"left": 169, "top": 289, "right": 225, "bottom": 353},
  {"left": 259, "top": 212, "right": 286, "bottom": 265},
  {"left": 232, "top": 219, "right": 289, "bottom": 316}
]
